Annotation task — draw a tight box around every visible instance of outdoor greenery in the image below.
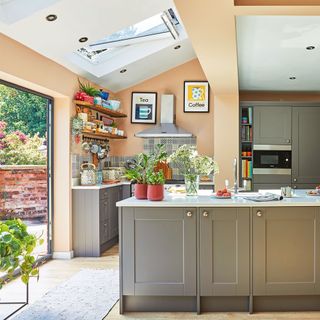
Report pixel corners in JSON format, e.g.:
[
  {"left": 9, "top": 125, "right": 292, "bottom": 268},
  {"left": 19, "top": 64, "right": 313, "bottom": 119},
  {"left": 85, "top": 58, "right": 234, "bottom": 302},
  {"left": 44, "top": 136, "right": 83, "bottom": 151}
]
[
  {"left": 0, "top": 121, "right": 46, "bottom": 165},
  {"left": 125, "top": 144, "right": 167, "bottom": 184},
  {"left": 0, "top": 217, "right": 43, "bottom": 288},
  {"left": 0, "top": 84, "right": 47, "bottom": 137}
]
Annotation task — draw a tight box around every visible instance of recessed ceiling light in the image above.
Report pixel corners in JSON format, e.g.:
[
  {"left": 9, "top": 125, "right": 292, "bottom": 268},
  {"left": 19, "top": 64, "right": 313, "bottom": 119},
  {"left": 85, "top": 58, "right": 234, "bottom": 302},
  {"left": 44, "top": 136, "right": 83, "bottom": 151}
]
[
  {"left": 120, "top": 69, "right": 127, "bottom": 74},
  {"left": 174, "top": 45, "right": 181, "bottom": 50},
  {"left": 46, "top": 14, "right": 57, "bottom": 22},
  {"left": 306, "top": 46, "right": 315, "bottom": 50},
  {"left": 79, "top": 37, "right": 88, "bottom": 43},
  {"left": 289, "top": 76, "right": 296, "bottom": 80}
]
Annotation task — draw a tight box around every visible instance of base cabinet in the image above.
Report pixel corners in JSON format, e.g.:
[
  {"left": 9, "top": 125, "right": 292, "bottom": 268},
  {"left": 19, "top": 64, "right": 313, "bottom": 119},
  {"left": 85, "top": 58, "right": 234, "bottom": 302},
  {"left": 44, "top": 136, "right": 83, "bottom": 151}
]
[
  {"left": 253, "top": 206, "right": 320, "bottom": 295},
  {"left": 73, "top": 185, "right": 129, "bottom": 257},
  {"left": 200, "top": 208, "right": 250, "bottom": 296},
  {"left": 122, "top": 207, "right": 197, "bottom": 296}
]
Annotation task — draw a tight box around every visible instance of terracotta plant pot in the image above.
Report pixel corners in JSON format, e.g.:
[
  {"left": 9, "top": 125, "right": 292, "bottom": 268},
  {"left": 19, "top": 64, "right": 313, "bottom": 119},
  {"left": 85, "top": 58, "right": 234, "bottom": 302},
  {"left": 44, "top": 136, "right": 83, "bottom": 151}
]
[
  {"left": 147, "top": 184, "right": 164, "bottom": 201},
  {"left": 134, "top": 183, "right": 148, "bottom": 200}
]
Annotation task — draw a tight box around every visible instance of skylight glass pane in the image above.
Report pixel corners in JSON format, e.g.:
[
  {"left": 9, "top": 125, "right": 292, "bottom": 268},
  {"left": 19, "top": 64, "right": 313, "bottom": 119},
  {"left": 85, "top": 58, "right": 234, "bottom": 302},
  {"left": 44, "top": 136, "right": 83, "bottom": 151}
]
[
  {"left": 90, "top": 8, "right": 179, "bottom": 47},
  {"left": 76, "top": 8, "right": 179, "bottom": 64}
]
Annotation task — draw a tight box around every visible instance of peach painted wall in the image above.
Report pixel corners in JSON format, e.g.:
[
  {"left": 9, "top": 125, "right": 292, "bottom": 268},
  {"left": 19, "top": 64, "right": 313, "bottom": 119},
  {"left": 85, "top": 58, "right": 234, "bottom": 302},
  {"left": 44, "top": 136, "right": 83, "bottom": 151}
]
[
  {"left": 0, "top": 33, "right": 101, "bottom": 256},
  {"left": 111, "top": 59, "right": 214, "bottom": 157}
]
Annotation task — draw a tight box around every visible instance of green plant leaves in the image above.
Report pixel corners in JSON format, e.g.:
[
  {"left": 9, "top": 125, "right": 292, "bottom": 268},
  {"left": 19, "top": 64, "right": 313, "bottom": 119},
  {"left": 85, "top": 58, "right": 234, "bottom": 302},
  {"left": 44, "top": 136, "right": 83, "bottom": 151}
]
[{"left": 0, "top": 219, "right": 42, "bottom": 289}]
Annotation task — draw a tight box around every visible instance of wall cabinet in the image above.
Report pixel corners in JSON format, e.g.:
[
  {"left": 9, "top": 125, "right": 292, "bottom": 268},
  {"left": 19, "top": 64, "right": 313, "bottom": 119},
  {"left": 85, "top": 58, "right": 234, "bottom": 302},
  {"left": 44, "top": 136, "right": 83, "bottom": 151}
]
[
  {"left": 253, "top": 106, "right": 291, "bottom": 145},
  {"left": 73, "top": 184, "right": 130, "bottom": 257},
  {"left": 200, "top": 208, "right": 250, "bottom": 296},
  {"left": 122, "top": 207, "right": 197, "bottom": 296},
  {"left": 252, "top": 206, "right": 320, "bottom": 295},
  {"left": 292, "top": 107, "right": 320, "bottom": 184}
]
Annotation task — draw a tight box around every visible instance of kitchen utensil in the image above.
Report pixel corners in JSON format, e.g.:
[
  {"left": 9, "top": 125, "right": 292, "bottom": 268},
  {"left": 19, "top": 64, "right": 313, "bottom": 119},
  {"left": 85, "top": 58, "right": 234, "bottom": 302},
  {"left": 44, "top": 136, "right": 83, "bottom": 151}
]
[
  {"left": 90, "top": 143, "right": 99, "bottom": 154},
  {"left": 81, "top": 141, "right": 90, "bottom": 153},
  {"left": 281, "top": 186, "right": 293, "bottom": 198},
  {"left": 125, "top": 159, "right": 137, "bottom": 170},
  {"left": 80, "top": 163, "right": 96, "bottom": 185}
]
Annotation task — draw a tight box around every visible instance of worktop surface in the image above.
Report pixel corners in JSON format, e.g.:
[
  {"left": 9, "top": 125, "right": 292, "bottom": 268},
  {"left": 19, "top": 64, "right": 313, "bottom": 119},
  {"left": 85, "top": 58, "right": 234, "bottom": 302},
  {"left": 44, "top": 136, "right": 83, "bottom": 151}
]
[{"left": 117, "top": 190, "right": 320, "bottom": 207}]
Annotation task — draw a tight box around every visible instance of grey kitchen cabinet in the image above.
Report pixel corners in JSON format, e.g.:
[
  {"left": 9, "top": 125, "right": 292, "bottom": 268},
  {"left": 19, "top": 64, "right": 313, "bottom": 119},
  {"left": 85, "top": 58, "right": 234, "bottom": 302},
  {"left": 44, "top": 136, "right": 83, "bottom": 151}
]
[
  {"left": 253, "top": 106, "right": 291, "bottom": 145},
  {"left": 252, "top": 206, "right": 320, "bottom": 296},
  {"left": 292, "top": 107, "right": 320, "bottom": 184},
  {"left": 200, "top": 208, "right": 250, "bottom": 296},
  {"left": 121, "top": 207, "right": 197, "bottom": 296},
  {"left": 73, "top": 185, "right": 125, "bottom": 257}
]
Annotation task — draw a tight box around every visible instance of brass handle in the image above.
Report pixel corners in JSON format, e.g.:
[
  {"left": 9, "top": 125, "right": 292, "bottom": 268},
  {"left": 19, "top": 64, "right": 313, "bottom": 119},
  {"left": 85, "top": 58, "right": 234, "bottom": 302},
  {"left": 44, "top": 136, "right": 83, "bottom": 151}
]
[
  {"left": 256, "top": 210, "right": 262, "bottom": 217},
  {"left": 203, "top": 211, "right": 209, "bottom": 217},
  {"left": 186, "top": 211, "right": 193, "bottom": 217}
]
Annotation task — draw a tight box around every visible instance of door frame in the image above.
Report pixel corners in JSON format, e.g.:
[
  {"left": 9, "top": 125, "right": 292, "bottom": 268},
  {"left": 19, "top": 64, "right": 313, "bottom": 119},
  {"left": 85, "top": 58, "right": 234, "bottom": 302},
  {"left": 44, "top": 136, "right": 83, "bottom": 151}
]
[{"left": 0, "top": 79, "right": 54, "bottom": 256}]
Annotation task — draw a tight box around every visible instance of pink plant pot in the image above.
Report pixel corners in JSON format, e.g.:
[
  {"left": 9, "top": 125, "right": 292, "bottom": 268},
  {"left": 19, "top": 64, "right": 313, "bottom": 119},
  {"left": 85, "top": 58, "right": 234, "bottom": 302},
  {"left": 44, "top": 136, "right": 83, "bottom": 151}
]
[
  {"left": 134, "top": 183, "right": 148, "bottom": 200},
  {"left": 147, "top": 184, "right": 164, "bottom": 201}
]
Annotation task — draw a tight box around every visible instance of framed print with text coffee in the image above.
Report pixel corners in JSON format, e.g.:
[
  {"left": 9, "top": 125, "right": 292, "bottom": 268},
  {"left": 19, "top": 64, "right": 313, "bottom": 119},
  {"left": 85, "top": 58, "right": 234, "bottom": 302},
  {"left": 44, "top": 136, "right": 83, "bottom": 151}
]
[
  {"left": 184, "top": 81, "right": 210, "bottom": 113},
  {"left": 131, "top": 92, "right": 157, "bottom": 124}
]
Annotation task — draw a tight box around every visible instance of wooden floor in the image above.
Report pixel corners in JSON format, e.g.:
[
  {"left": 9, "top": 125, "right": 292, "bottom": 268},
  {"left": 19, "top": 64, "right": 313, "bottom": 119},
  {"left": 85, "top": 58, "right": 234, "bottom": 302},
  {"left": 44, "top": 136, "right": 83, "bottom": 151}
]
[{"left": 2, "top": 244, "right": 320, "bottom": 319}]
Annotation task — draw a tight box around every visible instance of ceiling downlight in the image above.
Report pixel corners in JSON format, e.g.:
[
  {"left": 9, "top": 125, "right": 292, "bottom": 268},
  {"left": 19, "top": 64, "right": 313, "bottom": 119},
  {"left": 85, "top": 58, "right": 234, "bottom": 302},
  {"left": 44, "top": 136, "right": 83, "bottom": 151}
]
[
  {"left": 46, "top": 14, "right": 57, "bottom": 22},
  {"left": 79, "top": 37, "right": 88, "bottom": 43}
]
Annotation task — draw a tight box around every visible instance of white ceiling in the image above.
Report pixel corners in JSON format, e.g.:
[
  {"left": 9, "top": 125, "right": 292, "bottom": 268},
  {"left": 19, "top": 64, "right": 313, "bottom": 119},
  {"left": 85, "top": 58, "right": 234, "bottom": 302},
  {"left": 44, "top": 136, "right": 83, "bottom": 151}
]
[
  {"left": 0, "top": 0, "right": 196, "bottom": 92},
  {"left": 236, "top": 16, "right": 320, "bottom": 92}
]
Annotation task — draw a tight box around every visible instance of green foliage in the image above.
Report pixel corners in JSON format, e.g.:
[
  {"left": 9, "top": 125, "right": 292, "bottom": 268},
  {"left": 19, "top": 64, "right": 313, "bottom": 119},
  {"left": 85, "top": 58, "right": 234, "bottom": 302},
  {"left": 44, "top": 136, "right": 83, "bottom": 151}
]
[
  {"left": 168, "top": 144, "right": 219, "bottom": 176},
  {"left": 0, "top": 218, "right": 42, "bottom": 288},
  {"left": 146, "top": 170, "right": 165, "bottom": 185},
  {"left": 125, "top": 144, "right": 167, "bottom": 184},
  {"left": 78, "top": 79, "right": 100, "bottom": 97},
  {"left": 0, "top": 84, "right": 47, "bottom": 137},
  {"left": 0, "top": 127, "right": 46, "bottom": 165}
]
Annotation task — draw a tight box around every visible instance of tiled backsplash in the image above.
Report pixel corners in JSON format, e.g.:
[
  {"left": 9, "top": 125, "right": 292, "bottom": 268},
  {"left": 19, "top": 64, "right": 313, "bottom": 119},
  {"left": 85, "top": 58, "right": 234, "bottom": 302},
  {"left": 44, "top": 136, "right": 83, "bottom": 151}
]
[{"left": 73, "top": 137, "right": 197, "bottom": 181}]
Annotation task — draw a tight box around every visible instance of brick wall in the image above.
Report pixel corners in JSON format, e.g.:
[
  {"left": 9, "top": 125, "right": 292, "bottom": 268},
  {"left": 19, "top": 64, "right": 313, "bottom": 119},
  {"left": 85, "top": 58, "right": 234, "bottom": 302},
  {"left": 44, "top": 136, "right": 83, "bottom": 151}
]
[{"left": 0, "top": 166, "right": 47, "bottom": 222}]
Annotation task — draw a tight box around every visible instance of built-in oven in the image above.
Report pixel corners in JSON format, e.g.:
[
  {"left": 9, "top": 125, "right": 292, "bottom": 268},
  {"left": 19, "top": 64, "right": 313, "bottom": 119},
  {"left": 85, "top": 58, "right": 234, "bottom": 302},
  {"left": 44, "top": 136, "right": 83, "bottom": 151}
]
[{"left": 253, "top": 145, "right": 291, "bottom": 175}]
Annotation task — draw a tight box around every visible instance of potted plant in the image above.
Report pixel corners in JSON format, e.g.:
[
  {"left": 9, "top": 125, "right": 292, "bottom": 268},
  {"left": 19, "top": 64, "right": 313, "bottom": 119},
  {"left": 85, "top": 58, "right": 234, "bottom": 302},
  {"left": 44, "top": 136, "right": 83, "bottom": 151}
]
[
  {"left": 146, "top": 170, "right": 165, "bottom": 201},
  {"left": 0, "top": 217, "right": 43, "bottom": 288},
  {"left": 168, "top": 145, "right": 218, "bottom": 196},
  {"left": 125, "top": 153, "right": 149, "bottom": 199}
]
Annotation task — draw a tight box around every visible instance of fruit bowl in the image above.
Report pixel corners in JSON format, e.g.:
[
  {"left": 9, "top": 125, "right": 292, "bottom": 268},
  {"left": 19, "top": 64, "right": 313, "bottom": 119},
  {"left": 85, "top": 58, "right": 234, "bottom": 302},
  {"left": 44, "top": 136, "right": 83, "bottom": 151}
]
[{"left": 213, "top": 188, "right": 232, "bottom": 199}]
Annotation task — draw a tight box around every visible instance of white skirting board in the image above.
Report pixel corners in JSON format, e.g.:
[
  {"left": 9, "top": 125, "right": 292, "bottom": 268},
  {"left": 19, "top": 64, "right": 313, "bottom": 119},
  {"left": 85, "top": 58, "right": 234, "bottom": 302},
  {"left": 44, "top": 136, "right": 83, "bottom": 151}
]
[{"left": 53, "top": 250, "right": 74, "bottom": 260}]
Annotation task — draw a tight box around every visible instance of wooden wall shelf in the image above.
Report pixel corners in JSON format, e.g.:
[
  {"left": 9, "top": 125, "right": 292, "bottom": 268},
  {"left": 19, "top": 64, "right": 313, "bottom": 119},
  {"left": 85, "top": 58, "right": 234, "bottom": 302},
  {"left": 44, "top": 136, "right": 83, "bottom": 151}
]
[
  {"left": 82, "top": 131, "right": 127, "bottom": 140},
  {"left": 74, "top": 100, "right": 127, "bottom": 118}
]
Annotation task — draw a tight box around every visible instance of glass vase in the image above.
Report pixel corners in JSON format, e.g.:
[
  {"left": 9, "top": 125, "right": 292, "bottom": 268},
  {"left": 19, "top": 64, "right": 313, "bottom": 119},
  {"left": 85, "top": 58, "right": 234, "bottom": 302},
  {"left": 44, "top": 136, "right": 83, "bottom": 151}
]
[{"left": 184, "top": 174, "right": 200, "bottom": 196}]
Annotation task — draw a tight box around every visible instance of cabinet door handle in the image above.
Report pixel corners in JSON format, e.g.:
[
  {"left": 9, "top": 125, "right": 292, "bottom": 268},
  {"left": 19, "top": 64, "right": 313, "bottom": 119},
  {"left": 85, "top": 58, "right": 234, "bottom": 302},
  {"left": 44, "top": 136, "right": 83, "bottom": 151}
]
[
  {"left": 203, "top": 211, "right": 209, "bottom": 217},
  {"left": 256, "top": 210, "right": 262, "bottom": 217},
  {"left": 286, "top": 139, "right": 291, "bottom": 143},
  {"left": 186, "top": 211, "right": 193, "bottom": 217},
  {"left": 293, "top": 185, "right": 297, "bottom": 189},
  {"left": 293, "top": 178, "right": 297, "bottom": 182}
]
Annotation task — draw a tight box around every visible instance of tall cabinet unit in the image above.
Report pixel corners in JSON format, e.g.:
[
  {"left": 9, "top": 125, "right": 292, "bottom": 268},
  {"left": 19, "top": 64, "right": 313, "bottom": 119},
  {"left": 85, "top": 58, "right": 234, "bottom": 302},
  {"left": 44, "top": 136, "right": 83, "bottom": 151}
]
[
  {"left": 239, "top": 106, "right": 253, "bottom": 191},
  {"left": 292, "top": 107, "right": 320, "bottom": 189}
]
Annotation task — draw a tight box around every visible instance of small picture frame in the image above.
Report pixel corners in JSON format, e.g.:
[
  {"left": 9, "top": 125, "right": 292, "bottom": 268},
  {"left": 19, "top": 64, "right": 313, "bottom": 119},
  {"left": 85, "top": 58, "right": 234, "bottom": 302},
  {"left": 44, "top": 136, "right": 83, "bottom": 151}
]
[
  {"left": 131, "top": 92, "right": 157, "bottom": 124},
  {"left": 184, "top": 81, "right": 210, "bottom": 113}
]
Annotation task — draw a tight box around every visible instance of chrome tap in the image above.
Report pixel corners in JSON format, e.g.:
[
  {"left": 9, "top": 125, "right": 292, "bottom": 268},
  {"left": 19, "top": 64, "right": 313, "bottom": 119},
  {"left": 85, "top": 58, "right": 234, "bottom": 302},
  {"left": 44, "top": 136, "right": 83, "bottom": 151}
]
[{"left": 233, "top": 157, "right": 238, "bottom": 194}]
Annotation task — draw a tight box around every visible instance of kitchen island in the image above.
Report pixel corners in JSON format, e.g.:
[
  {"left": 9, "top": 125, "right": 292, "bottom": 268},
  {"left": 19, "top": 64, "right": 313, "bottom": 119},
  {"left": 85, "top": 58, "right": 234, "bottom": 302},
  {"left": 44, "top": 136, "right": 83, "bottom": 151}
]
[{"left": 117, "top": 190, "right": 320, "bottom": 314}]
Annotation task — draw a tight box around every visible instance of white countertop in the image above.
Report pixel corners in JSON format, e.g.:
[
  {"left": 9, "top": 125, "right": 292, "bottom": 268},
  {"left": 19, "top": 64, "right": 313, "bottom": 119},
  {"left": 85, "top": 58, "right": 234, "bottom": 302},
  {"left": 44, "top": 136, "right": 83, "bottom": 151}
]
[
  {"left": 116, "top": 190, "right": 320, "bottom": 208},
  {"left": 72, "top": 181, "right": 131, "bottom": 190},
  {"left": 72, "top": 181, "right": 214, "bottom": 190}
]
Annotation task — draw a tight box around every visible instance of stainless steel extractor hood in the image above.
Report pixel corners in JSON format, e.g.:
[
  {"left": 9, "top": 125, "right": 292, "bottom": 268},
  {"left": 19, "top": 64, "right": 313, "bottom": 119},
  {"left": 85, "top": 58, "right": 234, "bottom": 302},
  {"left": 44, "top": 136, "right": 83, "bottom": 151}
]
[{"left": 135, "top": 94, "right": 193, "bottom": 138}]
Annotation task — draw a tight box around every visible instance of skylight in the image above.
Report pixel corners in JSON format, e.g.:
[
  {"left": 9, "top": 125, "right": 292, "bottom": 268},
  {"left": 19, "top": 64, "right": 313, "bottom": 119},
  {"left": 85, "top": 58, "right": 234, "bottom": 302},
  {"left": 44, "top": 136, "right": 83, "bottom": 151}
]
[{"left": 76, "top": 8, "right": 180, "bottom": 64}]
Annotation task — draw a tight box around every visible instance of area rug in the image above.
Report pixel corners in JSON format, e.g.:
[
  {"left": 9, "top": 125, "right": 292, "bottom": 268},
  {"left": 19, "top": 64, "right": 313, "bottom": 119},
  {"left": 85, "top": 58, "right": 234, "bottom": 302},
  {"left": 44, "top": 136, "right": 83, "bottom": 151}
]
[{"left": 14, "top": 269, "right": 119, "bottom": 320}]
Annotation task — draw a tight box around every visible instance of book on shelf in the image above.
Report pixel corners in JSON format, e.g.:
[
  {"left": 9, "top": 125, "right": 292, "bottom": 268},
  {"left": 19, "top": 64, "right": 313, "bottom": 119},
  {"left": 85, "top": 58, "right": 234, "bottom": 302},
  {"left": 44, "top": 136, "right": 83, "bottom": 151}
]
[
  {"left": 241, "top": 126, "right": 253, "bottom": 142},
  {"left": 241, "top": 159, "right": 253, "bottom": 179},
  {"left": 248, "top": 107, "right": 253, "bottom": 124}
]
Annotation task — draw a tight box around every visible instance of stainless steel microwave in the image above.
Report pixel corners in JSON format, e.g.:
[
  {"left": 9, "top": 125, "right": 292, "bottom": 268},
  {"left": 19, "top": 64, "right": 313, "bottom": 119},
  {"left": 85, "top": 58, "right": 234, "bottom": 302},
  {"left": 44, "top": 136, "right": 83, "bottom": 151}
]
[{"left": 253, "top": 145, "right": 291, "bottom": 175}]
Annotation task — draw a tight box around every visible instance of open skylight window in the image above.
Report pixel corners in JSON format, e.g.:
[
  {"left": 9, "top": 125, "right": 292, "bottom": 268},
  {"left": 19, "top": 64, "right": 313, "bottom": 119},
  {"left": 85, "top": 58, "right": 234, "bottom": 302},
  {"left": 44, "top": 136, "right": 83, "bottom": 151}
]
[{"left": 76, "top": 8, "right": 180, "bottom": 64}]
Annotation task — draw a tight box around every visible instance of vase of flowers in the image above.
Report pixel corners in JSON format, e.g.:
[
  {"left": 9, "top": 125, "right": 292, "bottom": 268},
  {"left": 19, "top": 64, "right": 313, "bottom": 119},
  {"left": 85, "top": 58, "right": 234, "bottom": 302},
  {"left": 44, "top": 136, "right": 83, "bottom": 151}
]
[{"left": 168, "top": 145, "right": 219, "bottom": 196}]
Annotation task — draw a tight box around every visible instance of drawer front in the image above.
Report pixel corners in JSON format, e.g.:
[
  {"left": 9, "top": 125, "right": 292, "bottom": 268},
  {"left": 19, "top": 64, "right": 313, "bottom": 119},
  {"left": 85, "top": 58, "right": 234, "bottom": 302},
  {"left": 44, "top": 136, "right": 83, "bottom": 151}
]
[
  {"left": 99, "top": 198, "right": 109, "bottom": 221},
  {"left": 100, "top": 219, "right": 110, "bottom": 244}
]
